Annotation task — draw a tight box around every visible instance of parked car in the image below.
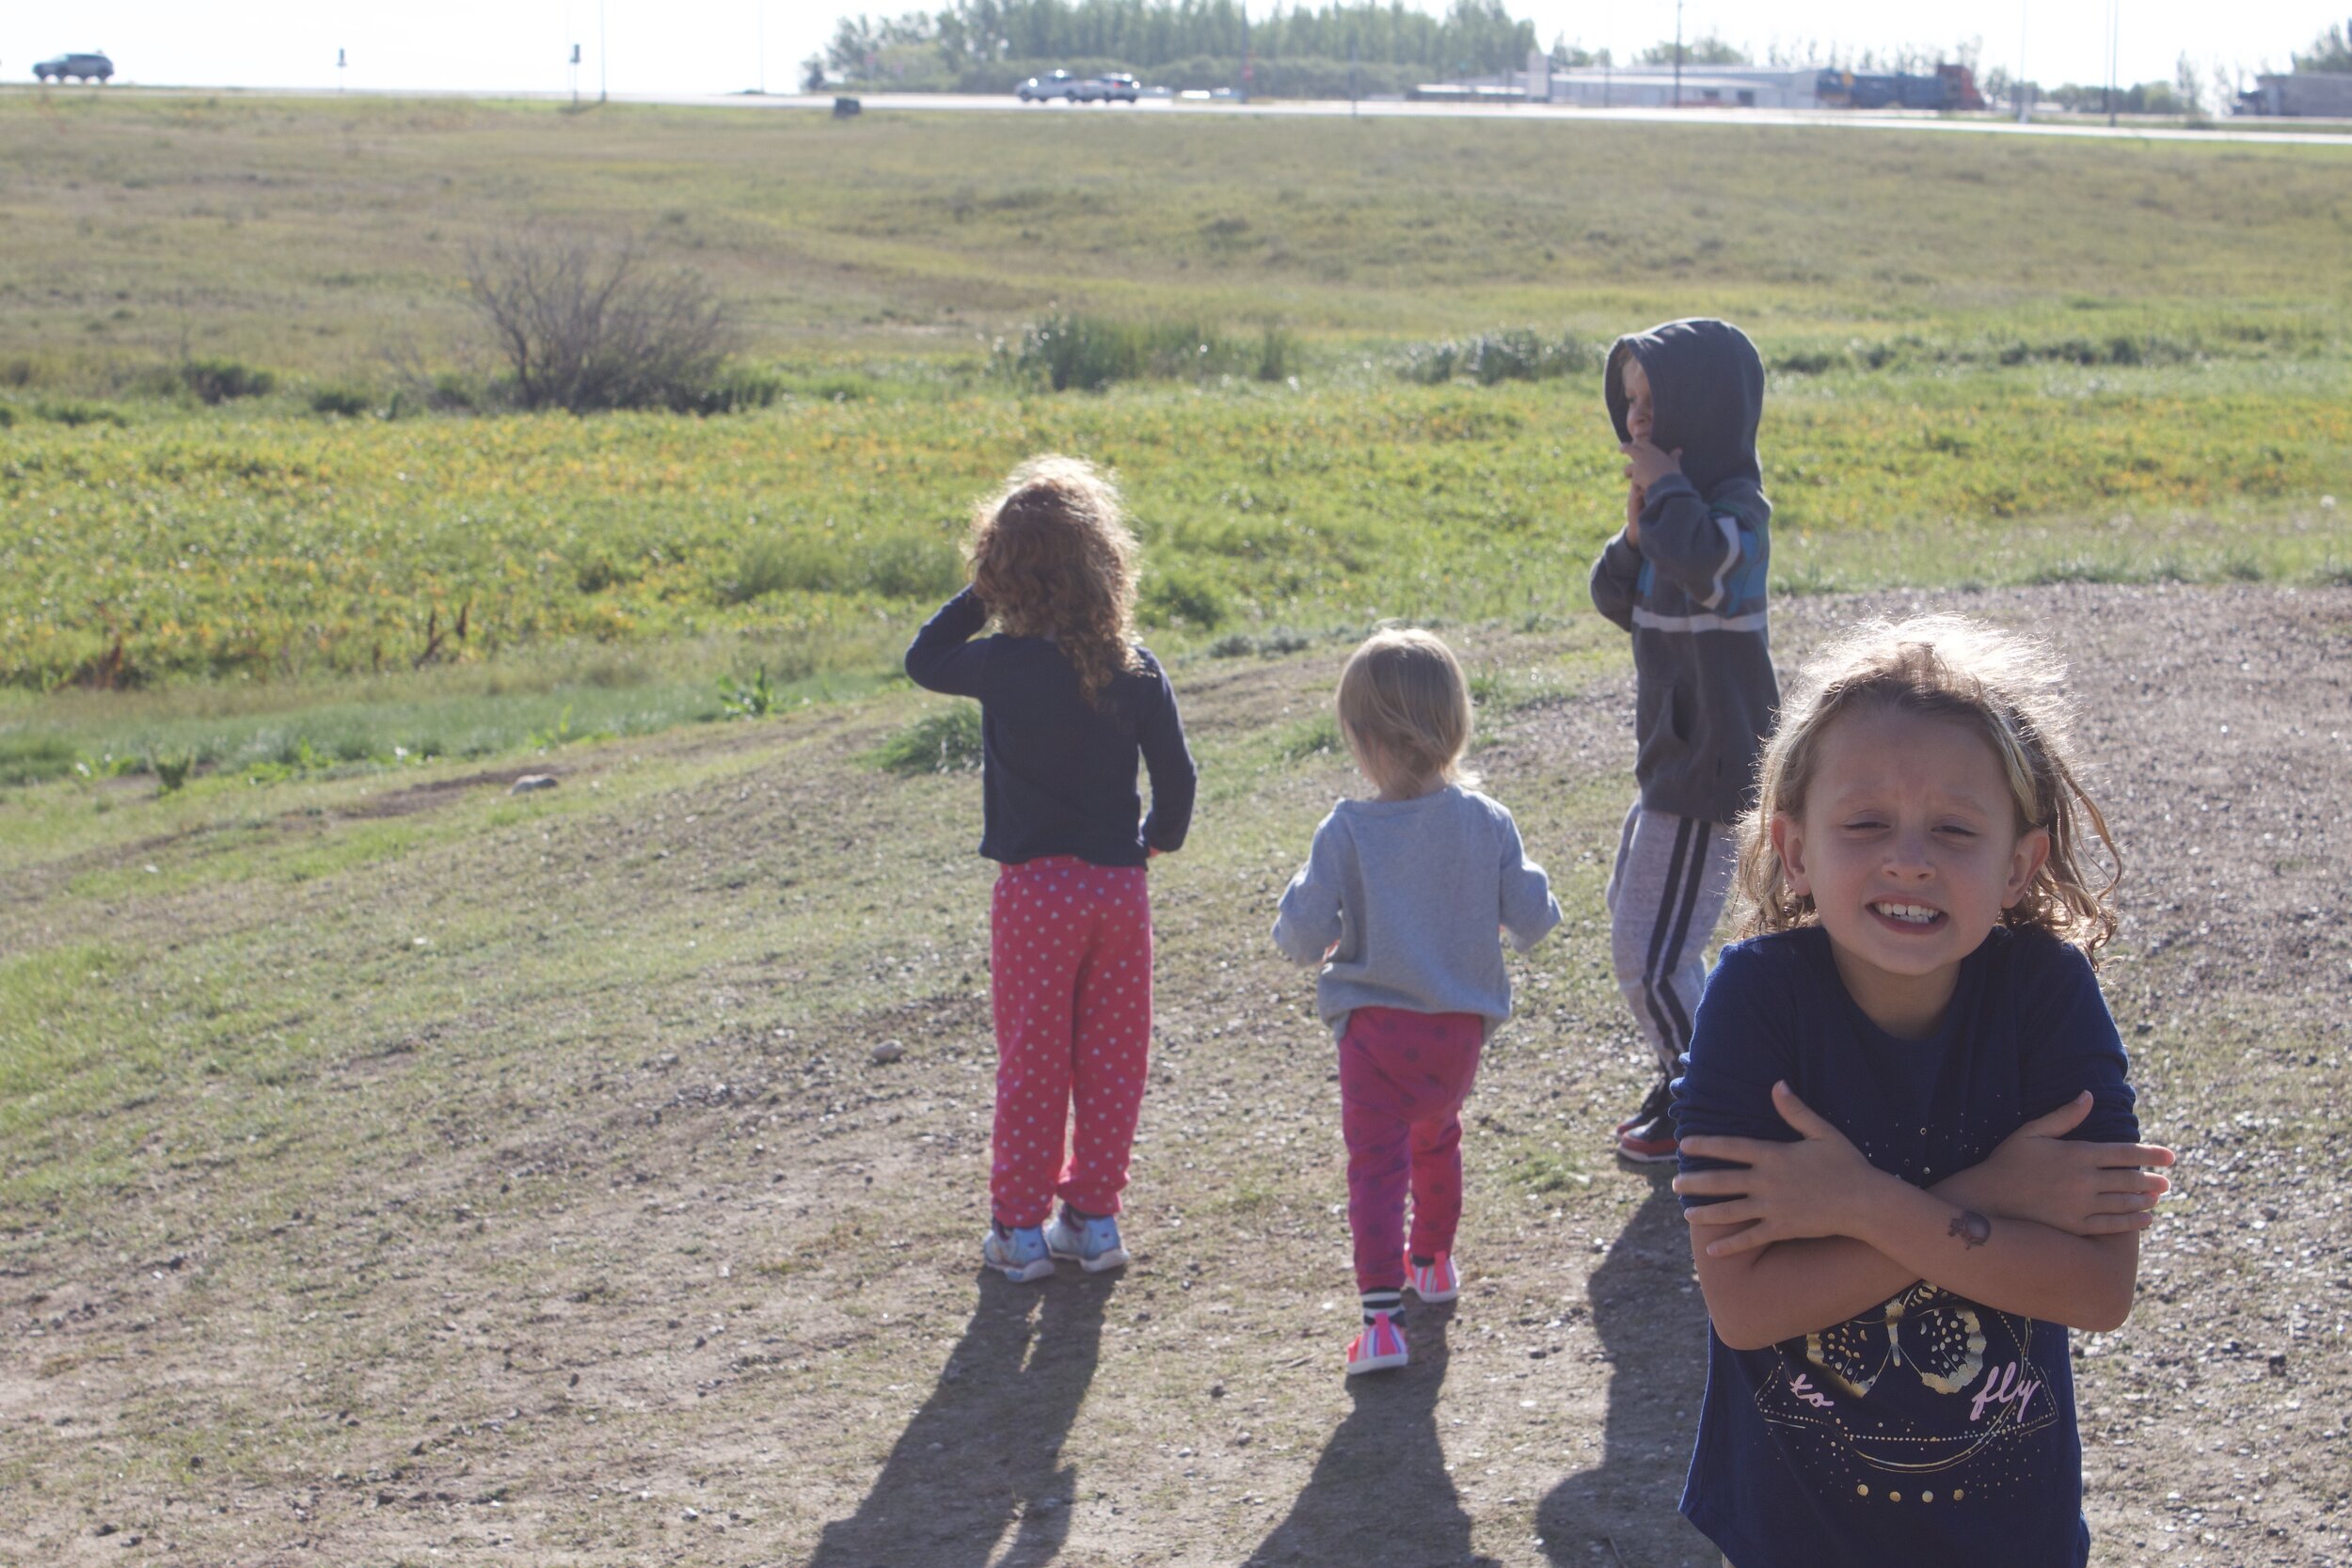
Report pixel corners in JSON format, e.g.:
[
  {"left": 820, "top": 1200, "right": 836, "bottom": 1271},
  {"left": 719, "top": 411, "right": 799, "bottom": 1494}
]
[
  {"left": 1076, "top": 72, "right": 1139, "bottom": 103},
  {"left": 35, "top": 52, "right": 114, "bottom": 83},
  {"left": 1016, "top": 71, "right": 1080, "bottom": 102}
]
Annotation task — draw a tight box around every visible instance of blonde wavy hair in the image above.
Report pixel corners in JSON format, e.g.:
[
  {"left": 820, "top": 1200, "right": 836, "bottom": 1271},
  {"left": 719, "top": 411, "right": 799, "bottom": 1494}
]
[
  {"left": 1336, "top": 628, "right": 1479, "bottom": 798},
  {"left": 1734, "top": 614, "right": 2121, "bottom": 960},
  {"left": 966, "top": 454, "right": 1145, "bottom": 709}
]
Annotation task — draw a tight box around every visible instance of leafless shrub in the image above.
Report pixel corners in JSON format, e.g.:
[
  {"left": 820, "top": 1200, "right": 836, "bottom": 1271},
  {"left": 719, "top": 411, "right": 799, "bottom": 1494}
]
[{"left": 464, "top": 230, "right": 739, "bottom": 412}]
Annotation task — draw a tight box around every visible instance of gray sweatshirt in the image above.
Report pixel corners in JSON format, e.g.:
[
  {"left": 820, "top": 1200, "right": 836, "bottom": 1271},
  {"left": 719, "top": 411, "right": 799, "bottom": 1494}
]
[
  {"left": 1587, "top": 318, "right": 1780, "bottom": 827},
  {"left": 1272, "top": 785, "right": 1564, "bottom": 1039}
]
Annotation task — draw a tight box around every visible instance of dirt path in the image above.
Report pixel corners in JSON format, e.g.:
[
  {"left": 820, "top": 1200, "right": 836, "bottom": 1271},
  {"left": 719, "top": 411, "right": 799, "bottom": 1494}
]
[{"left": 3, "top": 583, "right": 2346, "bottom": 1567}]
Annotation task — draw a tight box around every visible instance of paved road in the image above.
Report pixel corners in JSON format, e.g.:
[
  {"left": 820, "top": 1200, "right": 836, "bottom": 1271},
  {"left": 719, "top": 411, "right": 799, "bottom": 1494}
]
[
  {"left": 17, "top": 84, "right": 2346, "bottom": 146},
  {"left": 778, "top": 90, "right": 2352, "bottom": 147}
]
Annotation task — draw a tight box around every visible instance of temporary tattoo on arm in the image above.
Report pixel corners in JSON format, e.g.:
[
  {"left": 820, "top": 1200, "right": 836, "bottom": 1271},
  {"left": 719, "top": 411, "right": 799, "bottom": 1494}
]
[{"left": 1948, "top": 1210, "right": 1992, "bottom": 1249}]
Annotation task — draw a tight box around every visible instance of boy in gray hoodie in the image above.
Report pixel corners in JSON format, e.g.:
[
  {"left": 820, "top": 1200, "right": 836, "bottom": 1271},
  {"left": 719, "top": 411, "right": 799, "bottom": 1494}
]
[{"left": 1587, "top": 318, "right": 1778, "bottom": 1162}]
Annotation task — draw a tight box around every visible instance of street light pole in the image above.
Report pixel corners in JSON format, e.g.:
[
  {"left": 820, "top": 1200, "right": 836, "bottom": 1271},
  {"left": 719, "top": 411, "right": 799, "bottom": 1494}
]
[
  {"left": 2016, "top": 0, "right": 2029, "bottom": 122},
  {"left": 2106, "top": 0, "right": 2119, "bottom": 125},
  {"left": 1673, "top": 0, "right": 1683, "bottom": 108}
]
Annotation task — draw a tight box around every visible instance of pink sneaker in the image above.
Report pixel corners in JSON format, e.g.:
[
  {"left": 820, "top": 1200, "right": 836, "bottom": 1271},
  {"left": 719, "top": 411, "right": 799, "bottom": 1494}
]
[
  {"left": 1404, "top": 1251, "right": 1459, "bottom": 1303},
  {"left": 1346, "top": 1310, "right": 1409, "bottom": 1375}
]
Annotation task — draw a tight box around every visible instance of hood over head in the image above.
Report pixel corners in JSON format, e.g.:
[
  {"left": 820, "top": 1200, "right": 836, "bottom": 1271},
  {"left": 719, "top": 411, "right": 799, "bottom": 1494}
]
[{"left": 1604, "top": 318, "right": 1765, "bottom": 497}]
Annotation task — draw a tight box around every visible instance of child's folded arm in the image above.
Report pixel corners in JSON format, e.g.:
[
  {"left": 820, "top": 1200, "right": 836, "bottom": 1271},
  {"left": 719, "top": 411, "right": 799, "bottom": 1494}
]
[
  {"left": 1271, "top": 820, "right": 1345, "bottom": 967},
  {"left": 1689, "top": 1232, "right": 1920, "bottom": 1352},
  {"left": 1634, "top": 476, "right": 1748, "bottom": 609},
  {"left": 904, "top": 585, "right": 990, "bottom": 695},
  {"left": 1845, "top": 1182, "right": 2143, "bottom": 1332},
  {"left": 1687, "top": 1127, "right": 2153, "bottom": 1351},
  {"left": 1682, "top": 1085, "right": 2146, "bottom": 1335}
]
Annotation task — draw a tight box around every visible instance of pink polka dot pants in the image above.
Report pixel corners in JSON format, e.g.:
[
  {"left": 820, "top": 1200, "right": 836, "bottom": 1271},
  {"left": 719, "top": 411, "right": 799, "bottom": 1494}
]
[
  {"left": 1339, "top": 1006, "right": 1484, "bottom": 1295},
  {"left": 988, "top": 855, "right": 1154, "bottom": 1229}
]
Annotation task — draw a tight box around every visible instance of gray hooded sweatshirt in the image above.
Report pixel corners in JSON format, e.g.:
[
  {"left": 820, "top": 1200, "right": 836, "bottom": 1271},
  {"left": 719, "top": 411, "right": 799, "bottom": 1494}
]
[{"left": 1587, "top": 318, "right": 1779, "bottom": 826}]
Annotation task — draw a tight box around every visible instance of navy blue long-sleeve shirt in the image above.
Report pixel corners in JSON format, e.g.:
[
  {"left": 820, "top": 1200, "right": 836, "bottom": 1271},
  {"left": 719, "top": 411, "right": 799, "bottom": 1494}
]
[{"left": 904, "top": 587, "right": 1197, "bottom": 867}]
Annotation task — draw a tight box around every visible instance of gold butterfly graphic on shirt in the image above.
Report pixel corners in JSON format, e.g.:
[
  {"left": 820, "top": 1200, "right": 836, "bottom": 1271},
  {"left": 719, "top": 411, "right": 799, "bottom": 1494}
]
[{"left": 1804, "top": 1280, "right": 1989, "bottom": 1400}]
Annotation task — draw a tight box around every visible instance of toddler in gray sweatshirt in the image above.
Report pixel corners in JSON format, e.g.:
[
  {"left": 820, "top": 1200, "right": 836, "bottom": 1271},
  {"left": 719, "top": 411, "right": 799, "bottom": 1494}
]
[{"left": 1272, "top": 628, "right": 1562, "bottom": 1377}]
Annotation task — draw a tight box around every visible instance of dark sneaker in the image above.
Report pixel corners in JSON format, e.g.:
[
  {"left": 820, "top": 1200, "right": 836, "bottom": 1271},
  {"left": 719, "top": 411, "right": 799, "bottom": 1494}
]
[
  {"left": 1614, "top": 1076, "right": 1674, "bottom": 1135},
  {"left": 1615, "top": 1110, "right": 1678, "bottom": 1164}
]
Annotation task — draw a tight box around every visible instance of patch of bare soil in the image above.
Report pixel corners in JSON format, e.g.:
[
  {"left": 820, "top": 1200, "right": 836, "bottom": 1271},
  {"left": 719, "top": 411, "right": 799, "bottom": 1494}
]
[{"left": 4, "top": 584, "right": 2345, "bottom": 1568}]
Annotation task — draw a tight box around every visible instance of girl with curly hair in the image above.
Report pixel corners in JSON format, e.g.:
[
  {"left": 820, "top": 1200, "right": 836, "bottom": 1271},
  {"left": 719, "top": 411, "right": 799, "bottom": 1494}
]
[
  {"left": 1666, "top": 615, "right": 2175, "bottom": 1568},
  {"left": 906, "top": 455, "right": 1197, "bottom": 1282}
]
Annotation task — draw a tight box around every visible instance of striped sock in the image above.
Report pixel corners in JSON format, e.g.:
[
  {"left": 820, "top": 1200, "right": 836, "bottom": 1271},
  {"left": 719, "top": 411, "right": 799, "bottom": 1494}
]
[{"left": 1360, "top": 1290, "right": 1403, "bottom": 1324}]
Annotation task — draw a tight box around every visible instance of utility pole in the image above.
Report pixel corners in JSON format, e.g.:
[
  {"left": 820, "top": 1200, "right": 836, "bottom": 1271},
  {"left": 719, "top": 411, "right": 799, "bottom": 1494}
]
[
  {"left": 600, "top": 0, "right": 609, "bottom": 103},
  {"left": 757, "top": 1, "right": 766, "bottom": 94},
  {"left": 2106, "top": 0, "right": 2119, "bottom": 125},
  {"left": 1349, "top": 38, "right": 1359, "bottom": 118},
  {"left": 337, "top": 47, "right": 345, "bottom": 90},
  {"left": 571, "top": 42, "right": 581, "bottom": 105},
  {"left": 1673, "top": 0, "right": 1684, "bottom": 108},
  {"left": 2016, "top": 0, "right": 2029, "bottom": 122}
]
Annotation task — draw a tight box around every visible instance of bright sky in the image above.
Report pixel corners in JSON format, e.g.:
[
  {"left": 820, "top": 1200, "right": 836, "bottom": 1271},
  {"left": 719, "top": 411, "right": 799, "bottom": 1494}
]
[{"left": 2, "top": 1, "right": 2332, "bottom": 98}]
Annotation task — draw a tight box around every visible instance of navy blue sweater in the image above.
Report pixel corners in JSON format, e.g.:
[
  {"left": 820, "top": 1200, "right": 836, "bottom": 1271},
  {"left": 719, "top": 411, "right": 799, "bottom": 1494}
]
[{"left": 905, "top": 587, "right": 1197, "bottom": 867}]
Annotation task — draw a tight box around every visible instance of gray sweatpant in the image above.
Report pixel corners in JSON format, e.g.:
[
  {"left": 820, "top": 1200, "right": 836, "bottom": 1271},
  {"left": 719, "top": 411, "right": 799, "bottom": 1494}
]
[{"left": 1604, "top": 800, "right": 1738, "bottom": 1081}]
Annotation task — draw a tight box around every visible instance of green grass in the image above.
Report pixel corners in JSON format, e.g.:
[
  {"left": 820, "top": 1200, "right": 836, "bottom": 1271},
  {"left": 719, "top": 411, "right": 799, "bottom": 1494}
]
[
  {"left": 872, "top": 704, "right": 985, "bottom": 774},
  {"left": 0, "top": 88, "right": 2346, "bottom": 781},
  {"left": 4, "top": 92, "right": 2349, "bottom": 380},
  {"left": 0, "top": 643, "right": 889, "bottom": 791},
  {"left": 4, "top": 365, "right": 2345, "bottom": 696}
]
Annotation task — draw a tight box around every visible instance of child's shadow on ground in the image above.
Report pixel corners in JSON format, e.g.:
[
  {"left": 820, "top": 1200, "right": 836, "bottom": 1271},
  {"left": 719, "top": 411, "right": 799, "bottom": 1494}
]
[
  {"left": 1244, "top": 1301, "right": 1489, "bottom": 1568},
  {"left": 807, "top": 1271, "right": 1110, "bottom": 1568},
  {"left": 1537, "top": 1180, "right": 1714, "bottom": 1564}
]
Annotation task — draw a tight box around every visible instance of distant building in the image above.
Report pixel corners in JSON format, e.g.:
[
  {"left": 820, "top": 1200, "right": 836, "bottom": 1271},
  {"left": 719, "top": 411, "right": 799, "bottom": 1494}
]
[
  {"left": 2235, "top": 72, "right": 2352, "bottom": 117},
  {"left": 1544, "top": 65, "right": 1820, "bottom": 110}
]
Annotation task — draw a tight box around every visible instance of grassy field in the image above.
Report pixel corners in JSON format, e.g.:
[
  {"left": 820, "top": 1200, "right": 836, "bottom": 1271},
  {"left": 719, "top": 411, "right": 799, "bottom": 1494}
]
[
  {"left": 4, "top": 96, "right": 2347, "bottom": 741},
  {"left": 8, "top": 370, "right": 2348, "bottom": 695},
  {"left": 4, "top": 102, "right": 2351, "bottom": 784},
  {"left": 7, "top": 91, "right": 2352, "bottom": 373}
]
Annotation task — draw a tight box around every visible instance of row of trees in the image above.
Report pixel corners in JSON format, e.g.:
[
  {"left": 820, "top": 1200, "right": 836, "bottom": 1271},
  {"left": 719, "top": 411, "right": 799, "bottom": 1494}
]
[
  {"left": 809, "top": 5, "right": 2009, "bottom": 89},
  {"left": 2294, "top": 21, "right": 2351, "bottom": 71},
  {"left": 812, "top": 3, "right": 2352, "bottom": 107},
  {"left": 817, "top": 0, "right": 1539, "bottom": 84}
]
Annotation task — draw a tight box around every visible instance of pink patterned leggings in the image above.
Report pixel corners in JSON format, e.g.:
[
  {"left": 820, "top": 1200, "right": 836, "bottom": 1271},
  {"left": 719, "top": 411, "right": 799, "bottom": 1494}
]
[
  {"left": 1340, "top": 1006, "right": 1485, "bottom": 1294},
  {"left": 988, "top": 856, "right": 1153, "bottom": 1228}
]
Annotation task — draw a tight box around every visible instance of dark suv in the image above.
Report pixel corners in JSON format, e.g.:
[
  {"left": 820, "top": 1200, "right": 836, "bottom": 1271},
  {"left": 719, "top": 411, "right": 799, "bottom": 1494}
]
[{"left": 35, "top": 52, "right": 114, "bottom": 83}]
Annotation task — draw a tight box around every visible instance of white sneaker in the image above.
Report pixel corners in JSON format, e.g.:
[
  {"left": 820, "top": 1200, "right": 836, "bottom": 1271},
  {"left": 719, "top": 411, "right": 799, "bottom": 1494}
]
[
  {"left": 1042, "top": 1208, "right": 1129, "bottom": 1273},
  {"left": 982, "top": 1225, "right": 1054, "bottom": 1283}
]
